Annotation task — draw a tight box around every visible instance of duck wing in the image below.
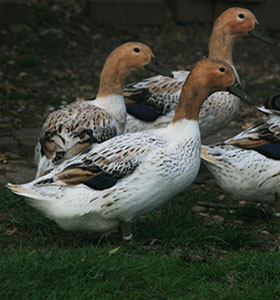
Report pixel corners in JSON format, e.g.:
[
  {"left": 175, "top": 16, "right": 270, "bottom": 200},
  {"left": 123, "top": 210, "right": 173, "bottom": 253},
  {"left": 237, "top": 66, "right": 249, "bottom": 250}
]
[{"left": 124, "top": 71, "right": 188, "bottom": 121}]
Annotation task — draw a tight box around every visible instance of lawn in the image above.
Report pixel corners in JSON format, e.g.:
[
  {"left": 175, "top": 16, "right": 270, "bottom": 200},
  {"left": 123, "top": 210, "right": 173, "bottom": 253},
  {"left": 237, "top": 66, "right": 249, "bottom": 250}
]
[{"left": 1, "top": 185, "right": 280, "bottom": 299}]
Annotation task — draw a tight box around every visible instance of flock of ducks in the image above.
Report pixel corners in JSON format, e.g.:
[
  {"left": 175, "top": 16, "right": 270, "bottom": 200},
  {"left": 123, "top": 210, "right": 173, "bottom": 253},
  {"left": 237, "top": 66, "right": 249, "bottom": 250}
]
[{"left": 7, "top": 7, "right": 279, "bottom": 240}]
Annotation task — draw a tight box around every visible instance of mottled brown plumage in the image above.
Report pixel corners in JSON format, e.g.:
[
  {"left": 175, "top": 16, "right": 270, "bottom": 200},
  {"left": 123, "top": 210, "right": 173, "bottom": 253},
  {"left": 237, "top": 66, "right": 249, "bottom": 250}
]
[{"left": 35, "top": 42, "right": 172, "bottom": 178}]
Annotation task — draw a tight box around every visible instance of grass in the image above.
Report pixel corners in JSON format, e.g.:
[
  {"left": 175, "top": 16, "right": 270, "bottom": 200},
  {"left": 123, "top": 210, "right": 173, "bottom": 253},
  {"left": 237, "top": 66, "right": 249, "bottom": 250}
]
[
  {"left": 17, "top": 56, "right": 38, "bottom": 68},
  {"left": 2, "top": 247, "right": 280, "bottom": 299},
  {"left": 0, "top": 55, "right": 13, "bottom": 64},
  {"left": 5, "top": 92, "right": 32, "bottom": 101},
  {"left": 1, "top": 185, "right": 280, "bottom": 299}
]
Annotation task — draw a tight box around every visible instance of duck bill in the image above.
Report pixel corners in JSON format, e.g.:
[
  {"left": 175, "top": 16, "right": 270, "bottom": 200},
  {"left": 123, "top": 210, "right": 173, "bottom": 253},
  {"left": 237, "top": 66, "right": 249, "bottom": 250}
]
[
  {"left": 250, "top": 23, "right": 274, "bottom": 44},
  {"left": 226, "top": 81, "right": 254, "bottom": 105},
  {"left": 144, "top": 56, "right": 174, "bottom": 78}
]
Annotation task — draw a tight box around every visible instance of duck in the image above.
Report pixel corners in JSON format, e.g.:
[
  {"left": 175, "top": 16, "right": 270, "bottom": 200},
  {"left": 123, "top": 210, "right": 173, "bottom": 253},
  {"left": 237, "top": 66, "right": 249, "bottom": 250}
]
[
  {"left": 7, "top": 58, "right": 249, "bottom": 240},
  {"left": 123, "top": 7, "right": 273, "bottom": 136},
  {"left": 35, "top": 42, "right": 173, "bottom": 178},
  {"left": 201, "top": 95, "right": 280, "bottom": 215}
]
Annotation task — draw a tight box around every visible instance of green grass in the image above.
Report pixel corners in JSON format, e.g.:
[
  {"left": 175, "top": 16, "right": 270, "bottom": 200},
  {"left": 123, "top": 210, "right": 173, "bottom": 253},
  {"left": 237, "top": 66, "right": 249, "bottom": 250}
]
[
  {"left": 0, "top": 55, "right": 13, "bottom": 64},
  {"left": 17, "top": 56, "right": 38, "bottom": 68},
  {"left": 1, "top": 185, "right": 280, "bottom": 299},
  {"left": 2, "top": 247, "right": 280, "bottom": 299},
  {"left": 5, "top": 92, "right": 32, "bottom": 101}
]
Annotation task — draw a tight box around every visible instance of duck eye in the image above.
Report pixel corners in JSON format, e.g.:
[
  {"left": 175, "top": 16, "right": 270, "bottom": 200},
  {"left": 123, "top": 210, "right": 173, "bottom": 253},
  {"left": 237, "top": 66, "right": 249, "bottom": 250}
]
[
  {"left": 219, "top": 67, "right": 225, "bottom": 73},
  {"left": 238, "top": 13, "right": 245, "bottom": 19},
  {"left": 133, "top": 47, "right": 140, "bottom": 53}
]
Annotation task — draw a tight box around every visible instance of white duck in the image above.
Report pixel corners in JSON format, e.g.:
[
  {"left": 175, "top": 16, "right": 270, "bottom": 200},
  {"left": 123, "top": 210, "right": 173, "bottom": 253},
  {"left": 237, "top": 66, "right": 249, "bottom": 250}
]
[
  {"left": 201, "top": 95, "right": 280, "bottom": 215},
  {"left": 35, "top": 42, "right": 173, "bottom": 178},
  {"left": 7, "top": 58, "right": 248, "bottom": 240},
  {"left": 124, "top": 7, "right": 272, "bottom": 136}
]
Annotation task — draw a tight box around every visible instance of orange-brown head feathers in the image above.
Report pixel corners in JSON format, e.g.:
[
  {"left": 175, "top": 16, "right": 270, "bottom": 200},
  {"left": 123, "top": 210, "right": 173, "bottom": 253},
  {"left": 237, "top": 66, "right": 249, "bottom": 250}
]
[
  {"left": 172, "top": 58, "right": 249, "bottom": 122},
  {"left": 191, "top": 58, "right": 253, "bottom": 104},
  {"left": 105, "top": 42, "right": 155, "bottom": 73},
  {"left": 214, "top": 7, "right": 258, "bottom": 38},
  {"left": 188, "top": 58, "right": 236, "bottom": 94},
  {"left": 97, "top": 42, "right": 172, "bottom": 98},
  {"left": 209, "top": 7, "right": 272, "bottom": 63}
]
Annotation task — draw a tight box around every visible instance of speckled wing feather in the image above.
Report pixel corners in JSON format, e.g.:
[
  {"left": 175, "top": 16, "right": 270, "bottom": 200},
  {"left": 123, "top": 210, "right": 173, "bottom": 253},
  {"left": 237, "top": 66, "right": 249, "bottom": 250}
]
[
  {"left": 39, "top": 132, "right": 165, "bottom": 191},
  {"left": 37, "top": 101, "right": 120, "bottom": 165},
  {"left": 124, "top": 70, "right": 241, "bottom": 138},
  {"left": 201, "top": 143, "right": 280, "bottom": 204},
  {"left": 124, "top": 71, "right": 188, "bottom": 121},
  {"left": 225, "top": 107, "right": 280, "bottom": 160}
]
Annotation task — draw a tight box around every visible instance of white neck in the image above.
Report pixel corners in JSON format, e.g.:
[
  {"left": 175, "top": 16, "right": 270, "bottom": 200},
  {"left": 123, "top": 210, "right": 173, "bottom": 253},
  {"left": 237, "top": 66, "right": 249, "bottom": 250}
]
[
  {"left": 158, "top": 119, "right": 200, "bottom": 143},
  {"left": 93, "top": 95, "right": 127, "bottom": 133}
]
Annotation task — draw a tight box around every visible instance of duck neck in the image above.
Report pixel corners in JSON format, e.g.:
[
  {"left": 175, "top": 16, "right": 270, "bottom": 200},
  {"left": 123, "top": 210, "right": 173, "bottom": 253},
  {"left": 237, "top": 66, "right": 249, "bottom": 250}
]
[
  {"left": 93, "top": 94, "right": 127, "bottom": 133},
  {"left": 208, "top": 24, "right": 235, "bottom": 65},
  {"left": 96, "top": 57, "right": 128, "bottom": 98},
  {"left": 171, "top": 78, "right": 210, "bottom": 123}
]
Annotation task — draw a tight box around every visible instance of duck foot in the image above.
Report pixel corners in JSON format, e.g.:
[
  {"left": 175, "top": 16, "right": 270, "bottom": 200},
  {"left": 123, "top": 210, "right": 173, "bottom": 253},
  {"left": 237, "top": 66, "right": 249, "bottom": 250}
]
[
  {"left": 274, "top": 196, "right": 280, "bottom": 217},
  {"left": 120, "top": 221, "right": 133, "bottom": 241}
]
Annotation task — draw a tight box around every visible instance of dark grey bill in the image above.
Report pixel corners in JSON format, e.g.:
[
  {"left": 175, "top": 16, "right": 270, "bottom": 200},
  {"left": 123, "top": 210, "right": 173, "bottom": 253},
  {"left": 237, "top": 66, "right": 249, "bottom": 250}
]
[
  {"left": 144, "top": 56, "right": 174, "bottom": 78},
  {"left": 226, "top": 80, "right": 254, "bottom": 105},
  {"left": 250, "top": 23, "right": 274, "bottom": 44}
]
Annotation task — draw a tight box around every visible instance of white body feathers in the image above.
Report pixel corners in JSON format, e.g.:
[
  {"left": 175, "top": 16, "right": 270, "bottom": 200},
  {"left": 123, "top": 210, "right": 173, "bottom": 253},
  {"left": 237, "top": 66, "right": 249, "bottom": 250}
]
[{"left": 10, "top": 120, "right": 201, "bottom": 232}]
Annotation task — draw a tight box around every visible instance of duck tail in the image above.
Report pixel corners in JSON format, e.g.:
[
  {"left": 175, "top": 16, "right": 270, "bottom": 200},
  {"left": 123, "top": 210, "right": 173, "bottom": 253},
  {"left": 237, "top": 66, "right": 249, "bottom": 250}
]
[
  {"left": 6, "top": 183, "right": 40, "bottom": 199},
  {"left": 201, "top": 145, "right": 219, "bottom": 164}
]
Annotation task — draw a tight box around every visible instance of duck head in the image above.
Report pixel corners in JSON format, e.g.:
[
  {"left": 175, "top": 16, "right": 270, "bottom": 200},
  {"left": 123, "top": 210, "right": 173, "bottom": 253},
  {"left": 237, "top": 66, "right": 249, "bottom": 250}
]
[
  {"left": 97, "top": 42, "right": 173, "bottom": 97},
  {"left": 215, "top": 7, "right": 273, "bottom": 44},
  {"left": 172, "top": 58, "right": 252, "bottom": 122}
]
